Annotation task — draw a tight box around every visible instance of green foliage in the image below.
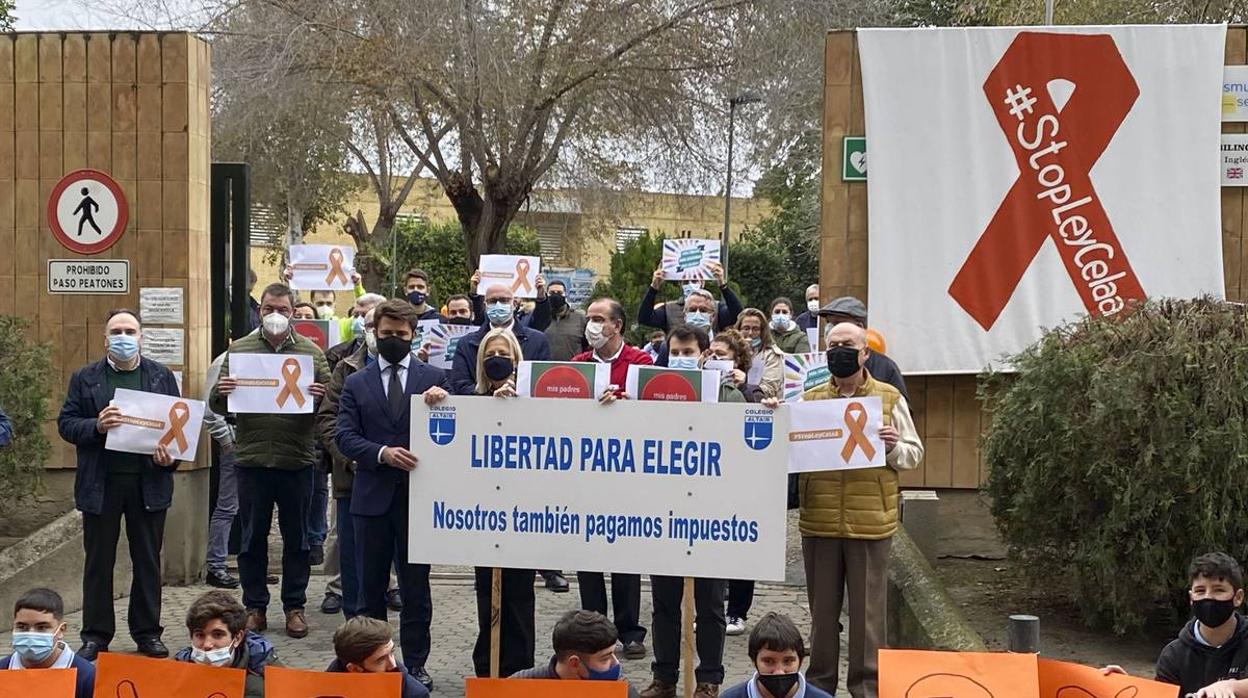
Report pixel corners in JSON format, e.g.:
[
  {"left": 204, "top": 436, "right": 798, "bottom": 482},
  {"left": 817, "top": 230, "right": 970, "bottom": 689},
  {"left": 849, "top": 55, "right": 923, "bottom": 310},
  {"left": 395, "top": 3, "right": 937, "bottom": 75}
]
[
  {"left": 982, "top": 298, "right": 1248, "bottom": 634},
  {"left": 0, "top": 0, "right": 15, "bottom": 31},
  {"left": 388, "top": 218, "right": 541, "bottom": 301},
  {"left": 0, "top": 316, "right": 53, "bottom": 511}
]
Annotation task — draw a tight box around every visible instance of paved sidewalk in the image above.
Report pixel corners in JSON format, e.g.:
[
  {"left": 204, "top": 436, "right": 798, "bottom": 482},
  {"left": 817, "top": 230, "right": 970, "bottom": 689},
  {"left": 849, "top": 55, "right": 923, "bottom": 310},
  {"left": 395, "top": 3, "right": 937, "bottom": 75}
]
[{"left": 0, "top": 570, "right": 850, "bottom": 697}]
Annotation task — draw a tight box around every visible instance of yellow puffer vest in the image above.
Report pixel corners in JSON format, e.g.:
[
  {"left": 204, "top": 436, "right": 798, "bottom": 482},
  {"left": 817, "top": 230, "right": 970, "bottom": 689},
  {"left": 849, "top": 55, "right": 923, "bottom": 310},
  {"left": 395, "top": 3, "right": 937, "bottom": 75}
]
[{"left": 798, "top": 373, "right": 903, "bottom": 540}]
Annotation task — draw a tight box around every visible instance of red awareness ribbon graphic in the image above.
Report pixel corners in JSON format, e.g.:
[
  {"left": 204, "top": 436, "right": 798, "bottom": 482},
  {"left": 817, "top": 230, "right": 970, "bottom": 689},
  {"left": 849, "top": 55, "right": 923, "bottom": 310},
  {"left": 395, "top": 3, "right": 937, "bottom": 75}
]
[
  {"left": 510, "top": 258, "right": 533, "bottom": 294},
  {"left": 325, "top": 247, "right": 349, "bottom": 286},
  {"left": 157, "top": 401, "right": 191, "bottom": 452},
  {"left": 840, "top": 401, "right": 876, "bottom": 463},
  {"left": 276, "top": 357, "right": 306, "bottom": 409},
  {"left": 948, "top": 32, "right": 1145, "bottom": 331}
]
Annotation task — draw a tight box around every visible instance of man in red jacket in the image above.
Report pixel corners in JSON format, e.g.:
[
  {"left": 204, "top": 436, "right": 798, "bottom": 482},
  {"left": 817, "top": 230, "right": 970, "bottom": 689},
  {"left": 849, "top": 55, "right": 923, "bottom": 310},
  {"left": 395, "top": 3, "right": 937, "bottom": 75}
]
[{"left": 570, "top": 297, "right": 652, "bottom": 659}]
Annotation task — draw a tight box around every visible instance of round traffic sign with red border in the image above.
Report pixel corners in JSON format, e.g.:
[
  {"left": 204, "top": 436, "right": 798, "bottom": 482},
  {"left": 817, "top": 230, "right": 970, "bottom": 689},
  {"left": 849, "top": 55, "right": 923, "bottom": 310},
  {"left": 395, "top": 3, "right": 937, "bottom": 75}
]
[{"left": 46, "top": 169, "right": 129, "bottom": 255}]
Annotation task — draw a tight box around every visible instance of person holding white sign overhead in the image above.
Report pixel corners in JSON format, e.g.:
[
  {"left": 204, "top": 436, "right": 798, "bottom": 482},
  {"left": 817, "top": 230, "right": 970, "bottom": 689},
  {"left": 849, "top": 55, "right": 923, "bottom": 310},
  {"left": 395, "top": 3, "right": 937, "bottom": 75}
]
[
  {"left": 762, "top": 322, "right": 922, "bottom": 698},
  {"left": 210, "top": 283, "right": 331, "bottom": 641},
  {"left": 335, "top": 300, "right": 450, "bottom": 691},
  {"left": 638, "top": 260, "right": 742, "bottom": 333},
  {"left": 57, "top": 308, "right": 182, "bottom": 662}
]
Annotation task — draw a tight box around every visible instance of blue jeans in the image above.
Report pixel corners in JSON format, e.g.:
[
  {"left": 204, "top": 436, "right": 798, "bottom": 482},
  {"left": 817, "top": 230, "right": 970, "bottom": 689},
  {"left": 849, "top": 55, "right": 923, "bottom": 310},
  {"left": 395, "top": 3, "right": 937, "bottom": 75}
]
[
  {"left": 308, "top": 465, "right": 329, "bottom": 547},
  {"left": 206, "top": 453, "right": 238, "bottom": 574}
]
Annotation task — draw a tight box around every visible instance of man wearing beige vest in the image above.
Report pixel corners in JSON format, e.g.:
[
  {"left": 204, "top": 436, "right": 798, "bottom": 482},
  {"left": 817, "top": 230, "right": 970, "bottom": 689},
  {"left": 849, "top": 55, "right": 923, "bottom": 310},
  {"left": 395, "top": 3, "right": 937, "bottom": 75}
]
[{"left": 772, "top": 322, "right": 923, "bottom": 698}]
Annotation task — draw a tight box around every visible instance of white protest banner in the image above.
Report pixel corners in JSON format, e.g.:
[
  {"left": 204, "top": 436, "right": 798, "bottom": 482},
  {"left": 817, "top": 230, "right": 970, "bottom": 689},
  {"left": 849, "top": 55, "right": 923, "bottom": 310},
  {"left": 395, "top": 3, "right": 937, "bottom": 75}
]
[
  {"left": 516, "top": 361, "right": 611, "bottom": 399},
  {"left": 478, "top": 254, "right": 541, "bottom": 299},
  {"left": 287, "top": 244, "right": 355, "bottom": 291},
  {"left": 227, "top": 353, "right": 314, "bottom": 414},
  {"left": 424, "top": 323, "right": 476, "bottom": 370},
  {"left": 409, "top": 397, "right": 789, "bottom": 580},
  {"left": 782, "top": 352, "right": 827, "bottom": 403},
  {"left": 1223, "top": 135, "right": 1248, "bottom": 185},
  {"left": 412, "top": 319, "right": 442, "bottom": 353},
  {"left": 661, "top": 238, "right": 721, "bottom": 281},
  {"left": 786, "top": 397, "right": 885, "bottom": 473},
  {"left": 1226, "top": 65, "right": 1248, "bottom": 122},
  {"left": 859, "top": 26, "right": 1225, "bottom": 374},
  {"left": 625, "top": 365, "right": 720, "bottom": 403},
  {"left": 105, "top": 388, "right": 206, "bottom": 461}
]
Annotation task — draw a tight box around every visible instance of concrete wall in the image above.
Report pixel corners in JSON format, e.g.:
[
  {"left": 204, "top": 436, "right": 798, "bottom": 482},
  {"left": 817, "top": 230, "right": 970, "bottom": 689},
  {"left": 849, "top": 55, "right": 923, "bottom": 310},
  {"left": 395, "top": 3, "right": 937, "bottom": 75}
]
[
  {"left": 820, "top": 29, "right": 1248, "bottom": 489},
  {"left": 0, "top": 32, "right": 212, "bottom": 580}
]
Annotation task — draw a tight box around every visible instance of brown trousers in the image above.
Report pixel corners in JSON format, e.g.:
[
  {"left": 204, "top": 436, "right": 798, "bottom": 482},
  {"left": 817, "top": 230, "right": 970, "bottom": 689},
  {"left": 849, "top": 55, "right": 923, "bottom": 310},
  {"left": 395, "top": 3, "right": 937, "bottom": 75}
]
[{"left": 802, "top": 535, "right": 892, "bottom": 698}]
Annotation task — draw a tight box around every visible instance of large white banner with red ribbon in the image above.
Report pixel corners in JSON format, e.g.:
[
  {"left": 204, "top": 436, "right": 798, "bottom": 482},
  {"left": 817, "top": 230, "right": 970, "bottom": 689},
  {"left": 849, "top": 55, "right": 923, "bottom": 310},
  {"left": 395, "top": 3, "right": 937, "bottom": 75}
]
[{"left": 859, "top": 26, "right": 1226, "bottom": 374}]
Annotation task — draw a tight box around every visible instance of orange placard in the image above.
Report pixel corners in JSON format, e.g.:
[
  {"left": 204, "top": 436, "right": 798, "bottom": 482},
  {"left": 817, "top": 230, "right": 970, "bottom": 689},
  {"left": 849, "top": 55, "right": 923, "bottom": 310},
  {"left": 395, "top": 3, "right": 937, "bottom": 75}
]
[
  {"left": 0, "top": 667, "right": 76, "bottom": 697},
  {"left": 1038, "top": 658, "right": 1179, "bottom": 698},
  {"left": 95, "top": 653, "right": 245, "bottom": 698},
  {"left": 466, "top": 677, "right": 629, "bottom": 697},
  {"left": 880, "top": 650, "right": 1040, "bottom": 698},
  {"left": 264, "top": 665, "right": 401, "bottom": 697}
]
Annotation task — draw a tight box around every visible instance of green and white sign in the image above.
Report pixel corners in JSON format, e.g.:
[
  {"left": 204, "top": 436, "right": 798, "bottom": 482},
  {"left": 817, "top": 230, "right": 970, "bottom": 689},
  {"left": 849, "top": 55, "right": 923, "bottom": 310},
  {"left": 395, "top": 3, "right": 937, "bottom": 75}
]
[{"left": 842, "top": 136, "right": 867, "bottom": 181}]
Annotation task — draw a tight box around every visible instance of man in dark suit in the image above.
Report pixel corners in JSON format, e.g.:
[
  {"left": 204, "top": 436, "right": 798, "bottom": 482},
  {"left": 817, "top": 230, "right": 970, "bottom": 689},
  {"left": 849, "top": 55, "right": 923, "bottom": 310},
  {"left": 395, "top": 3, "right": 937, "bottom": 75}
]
[
  {"left": 57, "top": 308, "right": 181, "bottom": 661},
  {"left": 449, "top": 283, "right": 551, "bottom": 395},
  {"left": 336, "top": 299, "right": 450, "bottom": 691}
]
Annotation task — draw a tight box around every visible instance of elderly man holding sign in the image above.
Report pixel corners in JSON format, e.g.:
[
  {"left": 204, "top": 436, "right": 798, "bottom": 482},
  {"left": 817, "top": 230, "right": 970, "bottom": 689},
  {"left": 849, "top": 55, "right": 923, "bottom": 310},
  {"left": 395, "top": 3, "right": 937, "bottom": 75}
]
[
  {"left": 57, "top": 308, "right": 182, "bottom": 662},
  {"left": 211, "top": 283, "right": 331, "bottom": 641}
]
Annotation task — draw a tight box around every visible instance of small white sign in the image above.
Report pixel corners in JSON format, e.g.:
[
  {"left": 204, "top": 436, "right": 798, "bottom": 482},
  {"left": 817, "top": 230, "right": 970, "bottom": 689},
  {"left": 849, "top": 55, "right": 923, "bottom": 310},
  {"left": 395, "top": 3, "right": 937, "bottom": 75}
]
[
  {"left": 478, "top": 254, "right": 542, "bottom": 299},
  {"left": 661, "top": 238, "right": 721, "bottom": 281},
  {"left": 139, "top": 287, "right": 184, "bottom": 324},
  {"left": 105, "top": 388, "right": 206, "bottom": 461},
  {"left": 787, "top": 396, "right": 886, "bottom": 473},
  {"left": 424, "top": 323, "right": 476, "bottom": 370},
  {"left": 1225, "top": 65, "right": 1248, "bottom": 122},
  {"left": 227, "top": 353, "right": 315, "bottom": 414},
  {"left": 47, "top": 259, "right": 129, "bottom": 294},
  {"left": 287, "top": 244, "right": 356, "bottom": 291},
  {"left": 1223, "top": 134, "right": 1248, "bottom": 185},
  {"left": 806, "top": 327, "right": 819, "bottom": 352},
  {"left": 141, "top": 328, "right": 185, "bottom": 366}
]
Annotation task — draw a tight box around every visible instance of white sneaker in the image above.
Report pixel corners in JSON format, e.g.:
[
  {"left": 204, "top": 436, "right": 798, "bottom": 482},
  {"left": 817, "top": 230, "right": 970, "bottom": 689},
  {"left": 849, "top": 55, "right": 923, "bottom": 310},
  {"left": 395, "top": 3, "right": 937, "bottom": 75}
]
[{"left": 726, "top": 616, "right": 746, "bottom": 636}]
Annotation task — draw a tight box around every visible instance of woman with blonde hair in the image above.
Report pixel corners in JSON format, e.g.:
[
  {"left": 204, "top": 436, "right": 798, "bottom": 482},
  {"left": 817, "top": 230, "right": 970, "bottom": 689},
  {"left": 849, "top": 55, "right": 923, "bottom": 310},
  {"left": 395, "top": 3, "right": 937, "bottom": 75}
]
[{"left": 472, "top": 327, "right": 526, "bottom": 398}]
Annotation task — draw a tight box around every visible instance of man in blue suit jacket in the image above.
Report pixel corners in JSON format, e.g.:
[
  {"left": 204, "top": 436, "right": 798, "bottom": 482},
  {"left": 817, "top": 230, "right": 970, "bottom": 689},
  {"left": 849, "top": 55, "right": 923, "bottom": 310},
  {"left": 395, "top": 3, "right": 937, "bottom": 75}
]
[
  {"left": 449, "top": 283, "right": 551, "bottom": 395},
  {"left": 57, "top": 309, "right": 181, "bottom": 662},
  {"left": 336, "top": 300, "right": 449, "bottom": 691}
]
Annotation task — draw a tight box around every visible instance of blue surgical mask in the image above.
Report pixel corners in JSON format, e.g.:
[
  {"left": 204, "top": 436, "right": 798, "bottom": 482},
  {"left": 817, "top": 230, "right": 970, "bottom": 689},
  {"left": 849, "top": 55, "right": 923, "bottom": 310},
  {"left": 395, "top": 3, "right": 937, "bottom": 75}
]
[
  {"left": 682, "top": 283, "right": 700, "bottom": 299},
  {"left": 685, "top": 311, "right": 711, "bottom": 329},
  {"left": 585, "top": 660, "right": 622, "bottom": 681},
  {"left": 107, "top": 334, "right": 140, "bottom": 362},
  {"left": 12, "top": 631, "right": 57, "bottom": 664},
  {"left": 486, "top": 302, "right": 514, "bottom": 326},
  {"left": 669, "top": 356, "right": 700, "bottom": 371},
  {"left": 770, "top": 313, "right": 790, "bottom": 331},
  {"left": 750, "top": 337, "right": 762, "bottom": 350},
  {"left": 351, "top": 315, "right": 366, "bottom": 338}
]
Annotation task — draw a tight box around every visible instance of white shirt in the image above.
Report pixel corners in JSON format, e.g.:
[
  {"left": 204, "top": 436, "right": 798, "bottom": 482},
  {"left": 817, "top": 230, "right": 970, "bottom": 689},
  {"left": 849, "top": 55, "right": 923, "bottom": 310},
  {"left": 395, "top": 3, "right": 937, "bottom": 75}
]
[
  {"left": 592, "top": 341, "right": 624, "bottom": 364},
  {"left": 9, "top": 642, "right": 75, "bottom": 670},
  {"left": 375, "top": 354, "right": 412, "bottom": 463}
]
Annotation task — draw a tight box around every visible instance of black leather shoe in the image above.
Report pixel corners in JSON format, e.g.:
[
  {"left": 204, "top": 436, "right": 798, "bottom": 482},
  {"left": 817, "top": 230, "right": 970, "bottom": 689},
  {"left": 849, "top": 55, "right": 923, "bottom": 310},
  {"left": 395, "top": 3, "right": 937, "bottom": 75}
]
[
  {"left": 136, "top": 637, "right": 169, "bottom": 658},
  {"left": 206, "top": 569, "right": 240, "bottom": 589},
  {"left": 309, "top": 544, "right": 324, "bottom": 566},
  {"left": 410, "top": 666, "right": 433, "bottom": 691},
  {"left": 320, "top": 591, "right": 343, "bottom": 614},
  {"left": 78, "top": 641, "right": 106, "bottom": 662},
  {"left": 540, "top": 570, "right": 570, "bottom": 593},
  {"left": 386, "top": 588, "right": 403, "bottom": 612}
]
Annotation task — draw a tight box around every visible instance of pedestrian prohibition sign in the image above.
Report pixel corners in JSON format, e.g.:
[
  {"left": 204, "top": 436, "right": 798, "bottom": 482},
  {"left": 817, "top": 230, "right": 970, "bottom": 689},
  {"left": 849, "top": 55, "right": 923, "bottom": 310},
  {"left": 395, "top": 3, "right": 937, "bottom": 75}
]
[{"left": 46, "top": 169, "right": 129, "bottom": 255}]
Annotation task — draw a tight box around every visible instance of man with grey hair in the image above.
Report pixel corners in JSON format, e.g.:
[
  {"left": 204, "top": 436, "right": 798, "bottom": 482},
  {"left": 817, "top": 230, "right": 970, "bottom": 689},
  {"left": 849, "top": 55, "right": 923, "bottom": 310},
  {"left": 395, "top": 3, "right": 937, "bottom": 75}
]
[{"left": 796, "top": 283, "right": 821, "bottom": 331}]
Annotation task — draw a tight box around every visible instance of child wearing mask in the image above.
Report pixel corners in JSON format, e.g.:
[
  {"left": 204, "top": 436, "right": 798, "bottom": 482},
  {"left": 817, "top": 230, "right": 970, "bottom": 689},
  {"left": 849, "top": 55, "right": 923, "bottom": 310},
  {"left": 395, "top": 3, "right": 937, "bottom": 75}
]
[
  {"left": 666, "top": 325, "right": 745, "bottom": 404},
  {"left": 721, "top": 613, "right": 832, "bottom": 698},
  {"left": 510, "top": 610, "right": 641, "bottom": 697},
  {"left": 173, "top": 590, "right": 279, "bottom": 698},
  {"left": 1, "top": 588, "right": 95, "bottom": 698}
]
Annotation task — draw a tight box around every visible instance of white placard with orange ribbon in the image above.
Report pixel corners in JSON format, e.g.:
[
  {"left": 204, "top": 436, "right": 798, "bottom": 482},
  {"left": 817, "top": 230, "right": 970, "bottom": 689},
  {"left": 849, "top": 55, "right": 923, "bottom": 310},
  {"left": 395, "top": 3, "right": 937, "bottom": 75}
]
[
  {"left": 287, "top": 244, "right": 355, "bottom": 291},
  {"left": 786, "top": 396, "right": 885, "bottom": 473},
  {"left": 478, "top": 254, "right": 541, "bottom": 299},
  {"left": 105, "top": 388, "right": 206, "bottom": 461},
  {"left": 227, "top": 353, "right": 315, "bottom": 414}
]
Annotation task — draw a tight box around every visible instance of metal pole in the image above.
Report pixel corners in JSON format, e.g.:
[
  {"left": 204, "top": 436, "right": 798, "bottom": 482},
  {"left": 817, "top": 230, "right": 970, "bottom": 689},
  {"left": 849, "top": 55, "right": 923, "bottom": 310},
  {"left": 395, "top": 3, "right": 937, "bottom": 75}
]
[
  {"left": 721, "top": 101, "right": 736, "bottom": 272},
  {"left": 1044, "top": 0, "right": 1054, "bottom": 24},
  {"left": 1008, "top": 614, "right": 1040, "bottom": 653}
]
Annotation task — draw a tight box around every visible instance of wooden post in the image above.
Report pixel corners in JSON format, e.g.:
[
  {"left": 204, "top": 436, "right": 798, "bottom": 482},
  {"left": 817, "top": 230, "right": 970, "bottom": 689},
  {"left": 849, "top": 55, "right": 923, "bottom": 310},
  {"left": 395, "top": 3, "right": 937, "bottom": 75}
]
[
  {"left": 682, "top": 577, "right": 695, "bottom": 698},
  {"left": 490, "top": 567, "right": 502, "bottom": 678}
]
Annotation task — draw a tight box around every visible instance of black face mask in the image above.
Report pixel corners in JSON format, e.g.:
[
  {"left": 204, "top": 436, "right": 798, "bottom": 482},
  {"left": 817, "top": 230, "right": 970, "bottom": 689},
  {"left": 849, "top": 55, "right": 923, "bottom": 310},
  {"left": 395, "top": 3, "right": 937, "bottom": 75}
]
[
  {"left": 377, "top": 335, "right": 411, "bottom": 364},
  {"left": 406, "top": 290, "right": 428, "bottom": 307},
  {"left": 548, "top": 294, "right": 568, "bottom": 313},
  {"left": 445, "top": 316, "right": 475, "bottom": 326},
  {"left": 1193, "top": 597, "right": 1238, "bottom": 628},
  {"left": 826, "top": 346, "right": 862, "bottom": 379},
  {"left": 483, "top": 355, "right": 514, "bottom": 382},
  {"left": 757, "top": 672, "right": 800, "bottom": 698}
]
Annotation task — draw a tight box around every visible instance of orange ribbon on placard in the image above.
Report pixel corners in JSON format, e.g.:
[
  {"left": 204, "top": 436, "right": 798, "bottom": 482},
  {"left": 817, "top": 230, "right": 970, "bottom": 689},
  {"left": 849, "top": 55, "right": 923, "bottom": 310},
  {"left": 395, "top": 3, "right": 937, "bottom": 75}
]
[
  {"left": 510, "top": 258, "right": 533, "bottom": 294},
  {"left": 840, "top": 401, "right": 876, "bottom": 462},
  {"left": 275, "top": 358, "right": 306, "bottom": 408},
  {"left": 157, "top": 401, "right": 191, "bottom": 452},
  {"left": 325, "top": 247, "right": 349, "bottom": 285}
]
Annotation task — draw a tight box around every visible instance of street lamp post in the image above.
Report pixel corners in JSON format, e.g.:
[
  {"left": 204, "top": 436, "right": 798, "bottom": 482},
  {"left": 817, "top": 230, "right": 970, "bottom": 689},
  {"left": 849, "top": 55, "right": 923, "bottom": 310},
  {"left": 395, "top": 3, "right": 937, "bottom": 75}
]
[{"left": 722, "top": 91, "right": 763, "bottom": 272}]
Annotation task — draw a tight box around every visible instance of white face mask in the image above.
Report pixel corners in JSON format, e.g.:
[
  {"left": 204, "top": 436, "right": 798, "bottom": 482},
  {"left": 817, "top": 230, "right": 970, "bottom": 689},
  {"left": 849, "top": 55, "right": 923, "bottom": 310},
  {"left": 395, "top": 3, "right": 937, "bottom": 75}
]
[
  {"left": 807, "top": 299, "right": 820, "bottom": 314},
  {"left": 191, "top": 644, "right": 234, "bottom": 667},
  {"left": 364, "top": 328, "right": 377, "bottom": 355},
  {"left": 315, "top": 304, "right": 336, "bottom": 320},
  {"left": 262, "top": 312, "right": 290, "bottom": 336},
  {"left": 585, "top": 321, "right": 609, "bottom": 349}
]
